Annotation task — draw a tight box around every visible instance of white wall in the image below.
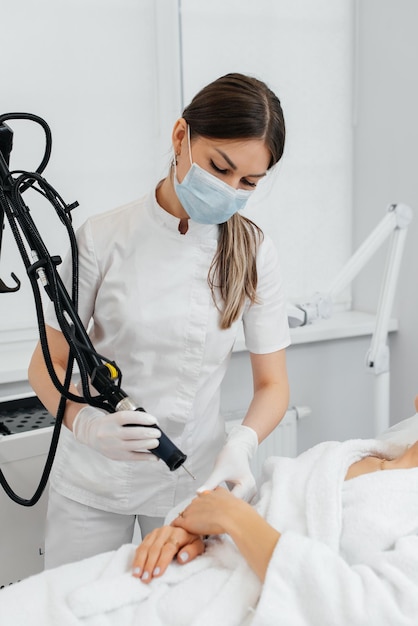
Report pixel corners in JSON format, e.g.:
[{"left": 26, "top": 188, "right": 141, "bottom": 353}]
[
  {"left": 180, "top": 0, "right": 354, "bottom": 304},
  {"left": 0, "top": 0, "right": 181, "bottom": 336},
  {"left": 353, "top": 0, "right": 418, "bottom": 424}
]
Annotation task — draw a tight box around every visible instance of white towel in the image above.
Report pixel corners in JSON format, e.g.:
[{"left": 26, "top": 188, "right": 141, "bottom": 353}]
[
  {"left": 0, "top": 537, "right": 260, "bottom": 626},
  {"left": 1, "top": 435, "right": 418, "bottom": 625},
  {"left": 0, "top": 550, "right": 116, "bottom": 626},
  {"left": 66, "top": 536, "right": 260, "bottom": 626},
  {"left": 253, "top": 438, "right": 418, "bottom": 626}
]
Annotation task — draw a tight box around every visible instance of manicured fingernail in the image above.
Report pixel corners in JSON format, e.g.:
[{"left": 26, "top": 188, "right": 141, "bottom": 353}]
[
  {"left": 133, "top": 567, "right": 141, "bottom": 576},
  {"left": 141, "top": 571, "right": 149, "bottom": 580},
  {"left": 179, "top": 551, "right": 189, "bottom": 562},
  {"left": 153, "top": 567, "right": 160, "bottom": 576}
]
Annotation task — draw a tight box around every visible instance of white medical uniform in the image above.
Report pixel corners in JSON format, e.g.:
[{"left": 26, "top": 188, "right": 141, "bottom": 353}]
[{"left": 45, "top": 187, "right": 290, "bottom": 518}]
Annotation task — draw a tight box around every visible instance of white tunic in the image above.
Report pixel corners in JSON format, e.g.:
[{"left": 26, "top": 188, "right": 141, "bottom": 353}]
[{"left": 45, "top": 189, "right": 290, "bottom": 515}]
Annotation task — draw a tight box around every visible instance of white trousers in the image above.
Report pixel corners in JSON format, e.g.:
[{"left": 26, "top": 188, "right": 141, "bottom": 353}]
[{"left": 44, "top": 485, "right": 164, "bottom": 570}]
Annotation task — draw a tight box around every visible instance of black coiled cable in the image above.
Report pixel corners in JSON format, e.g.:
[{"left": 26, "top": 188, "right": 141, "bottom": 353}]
[
  {"left": 0, "top": 113, "right": 189, "bottom": 502},
  {"left": 0, "top": 114, "right": 117, "bottom": 505}
]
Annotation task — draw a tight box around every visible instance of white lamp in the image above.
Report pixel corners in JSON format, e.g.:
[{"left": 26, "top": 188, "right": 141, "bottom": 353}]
[{"left": 288, "top": 203, "right": 413, "bottom": 434}]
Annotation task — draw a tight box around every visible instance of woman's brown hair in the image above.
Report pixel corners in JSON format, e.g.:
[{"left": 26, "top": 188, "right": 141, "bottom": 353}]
[{"left": 182, "top": 73, "right": 285, "bottom": 329}]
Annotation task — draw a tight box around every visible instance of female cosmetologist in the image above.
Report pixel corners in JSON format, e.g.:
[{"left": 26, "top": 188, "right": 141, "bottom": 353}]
[{"left": 28, "top": 73, "right": 291, "bottom": 568}]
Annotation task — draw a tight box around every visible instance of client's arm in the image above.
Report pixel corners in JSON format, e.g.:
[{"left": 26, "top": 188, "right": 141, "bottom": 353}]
[
  {"left": 172, "top": 487, "right": 280, "bottom": 582},
  {"left": 132, "top": 487, "right": 280, "bottom": 584}
]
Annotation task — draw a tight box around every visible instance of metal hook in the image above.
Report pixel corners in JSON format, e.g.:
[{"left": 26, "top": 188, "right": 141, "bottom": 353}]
[{"left": 0, "top": 271, "right": 21, "bottom": 293}]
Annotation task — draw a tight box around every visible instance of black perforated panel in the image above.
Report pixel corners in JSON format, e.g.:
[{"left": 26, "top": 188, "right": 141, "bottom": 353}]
[{"left": 0, "top": 397, "right": 55, "bottom": 435}]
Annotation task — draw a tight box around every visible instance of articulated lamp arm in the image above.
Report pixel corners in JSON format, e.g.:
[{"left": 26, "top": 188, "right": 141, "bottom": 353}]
[
  {"left": 289, "top": 203, "right": 412, "bottom": 338},
  {"left": 287, "top": 202, "right": 413, "bottom": 433}
]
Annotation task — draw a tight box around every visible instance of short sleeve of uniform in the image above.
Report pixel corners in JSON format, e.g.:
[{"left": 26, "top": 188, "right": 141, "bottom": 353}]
[
  {"left": 44, "top": 219, "right": 100, "bottom": 331},
  {"left": 242, "top": 234, "right": 290, "bottom": 354}
]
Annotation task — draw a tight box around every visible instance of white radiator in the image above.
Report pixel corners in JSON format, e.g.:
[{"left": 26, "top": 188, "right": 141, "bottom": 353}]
[{"left": 225, "top": 405, "right": 311, "bottom": 480}]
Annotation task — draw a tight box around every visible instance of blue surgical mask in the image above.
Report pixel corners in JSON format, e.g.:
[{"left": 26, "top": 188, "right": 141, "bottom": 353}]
[{"left": 173, "top": 127, "right": 253, "bottom": 225}]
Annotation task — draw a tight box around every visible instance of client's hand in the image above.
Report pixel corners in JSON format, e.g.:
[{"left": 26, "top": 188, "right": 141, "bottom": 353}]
[
  {"left": 173, "top": 488, "right": 280, "bottom": 582},
  {"left": 132, "top": 526, "right": 205, "bottom": 583},
  {"left": 172, "top": 487, "right": 248, "bottom": 536}
]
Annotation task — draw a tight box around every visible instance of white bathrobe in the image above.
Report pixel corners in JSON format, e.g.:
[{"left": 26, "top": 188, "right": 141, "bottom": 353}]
[{"left": 1, "top": 435, "right": 418, "bottom": 626}]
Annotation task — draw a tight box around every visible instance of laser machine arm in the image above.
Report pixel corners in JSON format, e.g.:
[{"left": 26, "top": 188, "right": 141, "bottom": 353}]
[{"left": 0, "top": 113, "right": 192, "bottom": 506}]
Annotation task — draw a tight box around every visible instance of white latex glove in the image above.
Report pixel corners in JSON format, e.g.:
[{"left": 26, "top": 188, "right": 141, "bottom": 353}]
[
  {"left": 197, "top": 424, "right": 258, "bottom": 502},
  {"left": 72, "top": 406, "right": 161, "bottom": 461}
]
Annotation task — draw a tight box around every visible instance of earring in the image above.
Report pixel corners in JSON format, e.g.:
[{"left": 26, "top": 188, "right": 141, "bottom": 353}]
[{"left": 172, "top": 151, "right": 180, "bottom": 167}]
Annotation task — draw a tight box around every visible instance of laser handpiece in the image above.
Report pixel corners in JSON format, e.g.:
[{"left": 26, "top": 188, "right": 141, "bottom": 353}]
[{"left": 117, "top": 397, "right": 195, "bottom": 478}]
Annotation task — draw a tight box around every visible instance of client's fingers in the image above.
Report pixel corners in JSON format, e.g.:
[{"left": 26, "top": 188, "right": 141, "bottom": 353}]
[
  {"left": 140, "top": 538, "right": 182, "bottom": 583},
  {"left": 176, "top": 536, "right": 205, "bottom": 565},
  {"left": 132, "top": 526, "right": 170, "bottom": 580},
  {"left": 132, "top": 526, "right": 201, "bottom": 583}
]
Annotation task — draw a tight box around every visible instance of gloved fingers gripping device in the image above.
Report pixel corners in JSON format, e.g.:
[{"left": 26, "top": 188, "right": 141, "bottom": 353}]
[{"left": 0, "top": 113, "right": 192, "bottom": 507}]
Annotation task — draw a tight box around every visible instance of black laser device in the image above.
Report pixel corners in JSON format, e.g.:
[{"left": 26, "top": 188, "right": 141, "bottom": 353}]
[{"left": 0, "top": 113, "right": 192, "bottom": 506}]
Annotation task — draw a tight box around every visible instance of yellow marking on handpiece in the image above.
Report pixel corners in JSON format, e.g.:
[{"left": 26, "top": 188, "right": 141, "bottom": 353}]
[{"left": 104, "top": 362, "right": 118, "bottom": 379}]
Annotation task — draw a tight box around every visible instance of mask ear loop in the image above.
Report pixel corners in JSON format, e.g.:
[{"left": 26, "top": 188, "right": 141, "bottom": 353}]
[
  {"left": 173, "top": 124, "right": 193, "bottom": 180},
  {"left": 172, "top": 124, "right": 192, "bottom": 235},
  {"left": 186, "top": 124, "right": 193, "bottom": 165}
]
